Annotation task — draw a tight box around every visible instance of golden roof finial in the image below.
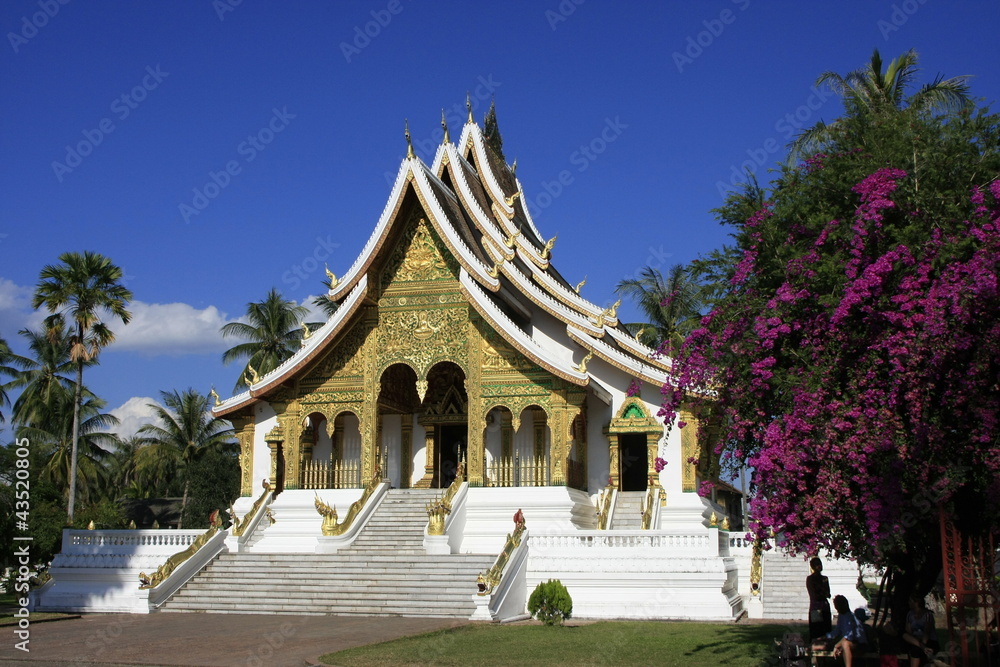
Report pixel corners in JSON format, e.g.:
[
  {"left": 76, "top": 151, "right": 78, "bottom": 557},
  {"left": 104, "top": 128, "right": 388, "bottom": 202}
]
[
  {"left": 541, "top": 235, "right": 557, "bottom": 260},
  {"left": 405, "top": 119, "right": 415, "bottom": 159},
  {"left": 244, "top": 364, "right": 260, "bottom": 387},
  {"left": 636, "top": 326, "right": 647, "bottom": 342},
  {"left": 324, "top": 263, "right": 338, "bottom": 288},
  {"left": 466, "top": 92, "right": 474, "bottom": 124},
  {"left": 511, "top": 158, "right": 517, "bottom": 175},
  {"left": 574, "top": 276, "right": 587, "bottom": 294},
  {"left": 487, "top": 259, "right": 503, "bottom": 279},
  {"left": 301, "top": 321, "right": 312, "bottom": 340},
  {"left": 575, "top": 351, "right": 593, "bottom": 374},
  {"left": 608, "top": 298, "right": 621, "bottom": 319},
  {"left": 504, "top": 191, "right": 521, "bottom": 208},
  {"left": 209, "top": 386, "right": 221, "bottom": 407},
  {"left": 441, "top": 109, "right": 450, "bottom": 144}
]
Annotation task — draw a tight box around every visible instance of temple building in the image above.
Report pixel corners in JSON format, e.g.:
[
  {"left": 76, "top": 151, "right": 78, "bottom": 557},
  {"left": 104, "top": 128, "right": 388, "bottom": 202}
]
[{"left": 34, "top": 105, "right": 770, "bottom": 620}]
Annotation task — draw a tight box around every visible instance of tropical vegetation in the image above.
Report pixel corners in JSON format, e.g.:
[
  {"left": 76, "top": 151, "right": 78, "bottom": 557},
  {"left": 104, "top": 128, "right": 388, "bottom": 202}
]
[{"left": 664, "top": 49, "right": 999, "bottom": 621}]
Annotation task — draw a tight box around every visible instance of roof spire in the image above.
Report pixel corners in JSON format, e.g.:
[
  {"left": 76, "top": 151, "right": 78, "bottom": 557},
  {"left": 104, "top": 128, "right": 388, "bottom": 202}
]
[
  {"left": 405, "top": 119, "right": 415, "bottom": 159},
  {"left": 441, "top": 109, "right": 450, "bottom": 144},
  {"left": 511, "top": 157, "right": 517, "bottom": 175},
  {"left": 466, "top": 92, "right": 474, "bottom": 124}
]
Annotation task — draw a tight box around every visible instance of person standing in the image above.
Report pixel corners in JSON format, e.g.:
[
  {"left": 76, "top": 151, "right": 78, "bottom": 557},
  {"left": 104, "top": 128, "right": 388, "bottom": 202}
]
[{"left": 807, "top": 556, "right": 832, "bottom": 640}]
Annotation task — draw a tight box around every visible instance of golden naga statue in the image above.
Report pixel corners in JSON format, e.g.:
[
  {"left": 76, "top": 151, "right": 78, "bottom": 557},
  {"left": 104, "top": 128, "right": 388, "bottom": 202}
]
[
  {"left": 244, "top": 364, "right": 260, "bottom": 387},
  {"left": 314, "top": 495, "right": 339, "bottom": 537},
  {"left": 209, "top": 386, "right": 222, "bottom": 407},
  {"left": 324, "top": 264, "right": 339, "bottom": 289},
  {"left": 139, "top": 510, "right": 223, "bottom": 589},
  {"left": 575, "top": 351, "right": 593, "bottom": 374},
  {"left": 504, "top": 191, "right": 521, "bottom": 208},
  {"left": 301, "top": 321, "right": 312, "bottom": 340},
  {"left": 574, "top": 277, "right": 587, "bottom": 294}
]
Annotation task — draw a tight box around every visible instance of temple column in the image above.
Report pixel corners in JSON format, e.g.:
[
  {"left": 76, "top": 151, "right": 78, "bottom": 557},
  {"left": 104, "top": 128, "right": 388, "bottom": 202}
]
[
  {"left": 680, "top": 409, "right": 698, "bottom": 493},
  {"left": 646, "top": 432, "right": 659, "bottom": 490},
  {"left": 607, "top": 431, "right": 620, "bottom": 488},
  {"left": 281, "top": 403, "right": 302, "bottom": 490},
  {"left": 501, "top": 410, "right": 513, "bottom": 459},
  {"left": 400, "top": 416, "right": 413, "bottom": 489},
  {"left": 230, "top": 415, "right": 255, "bottom": 497},
  {"left": 413, "top": 423, "right": 435, "bottom": 489},
  {"left": 533, "top": 408, "right": 546, "bottom": 461}
]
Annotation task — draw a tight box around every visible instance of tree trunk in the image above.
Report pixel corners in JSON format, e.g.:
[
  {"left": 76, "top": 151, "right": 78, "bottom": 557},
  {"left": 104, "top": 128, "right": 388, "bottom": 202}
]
[
  {"left": 179, "top": 477, "right": 189, "bottom": 530},
  {"left": 67, "top": 358, "right": 83, "bottom": 523}
]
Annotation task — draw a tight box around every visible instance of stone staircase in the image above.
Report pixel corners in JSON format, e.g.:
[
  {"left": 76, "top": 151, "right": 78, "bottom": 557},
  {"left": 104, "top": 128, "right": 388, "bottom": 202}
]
[
  {"left": 760, "top": 551, "right": 811, "bottom": 619},
  {"left": 610, "top": 491, "right": 645, "bottom": 529},
  {"left": 161, "top": 489, "right": 496, "bottom": 616}
]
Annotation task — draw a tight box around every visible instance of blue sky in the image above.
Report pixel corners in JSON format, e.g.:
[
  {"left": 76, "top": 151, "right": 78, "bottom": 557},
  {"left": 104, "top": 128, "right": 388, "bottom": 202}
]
[{"left": 2, "top": 1, "right": 999, "bottom": 438}]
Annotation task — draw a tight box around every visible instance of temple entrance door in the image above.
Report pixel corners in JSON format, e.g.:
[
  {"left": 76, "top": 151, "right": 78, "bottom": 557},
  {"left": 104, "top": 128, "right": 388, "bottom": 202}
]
[
  {"left": 438, "top": 423, "right": 467, "bottom": 488},
  {"left": 619, "top": 433, "right": 647, "bottom": 492}
]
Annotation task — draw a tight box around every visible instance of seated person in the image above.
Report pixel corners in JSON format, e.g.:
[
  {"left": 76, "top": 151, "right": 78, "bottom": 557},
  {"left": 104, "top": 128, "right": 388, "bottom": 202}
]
[
  {"left": 813, "top": 595, "right": 868, "bottom": 666},
  {"left": 902, "top": 595, "right": 937, "bottom": 666}
]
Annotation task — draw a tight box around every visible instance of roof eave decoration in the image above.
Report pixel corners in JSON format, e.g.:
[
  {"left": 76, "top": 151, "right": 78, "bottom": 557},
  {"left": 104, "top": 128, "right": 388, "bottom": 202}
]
[
  {"left": 566, "top": 325, "right": 668, "bottom": 387},
  {"left": 605, "top": 326, "right": 673, "bottom": 372},
  {"left": 460, "top": 269, "right": 588, "bottom": 386},
  {"left": 213, "top": 274, "right": 370, "bottom": 417}
]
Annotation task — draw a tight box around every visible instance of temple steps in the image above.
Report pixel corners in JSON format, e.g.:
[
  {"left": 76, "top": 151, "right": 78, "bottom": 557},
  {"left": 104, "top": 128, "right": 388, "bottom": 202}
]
[
  {"left": 161, "top": 488, "right": 496, "bottom": 617},
  {"left": 760, "top": 551, "right": 811, "bottom": 619},
  {"left": 610, "top": 491, "right": 645, "bottom": 529}
]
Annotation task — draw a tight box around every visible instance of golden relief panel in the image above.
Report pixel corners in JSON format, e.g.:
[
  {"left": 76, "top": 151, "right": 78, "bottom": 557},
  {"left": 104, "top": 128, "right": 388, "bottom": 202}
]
[
  {"left": 375, "top": 306, "right": 469, "bottom": 377},
  {"left": 381, "top": 213, "right": 458, "bottom": 291}
]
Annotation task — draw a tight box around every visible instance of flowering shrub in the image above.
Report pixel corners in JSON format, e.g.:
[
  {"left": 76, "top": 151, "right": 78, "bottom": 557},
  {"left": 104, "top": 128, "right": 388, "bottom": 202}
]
[
  {"left": 654, "top": 457, "right": 667, "bottom": 472},
  {"left": 665, "top": 105, "right": 1000, "bottom": 570}
]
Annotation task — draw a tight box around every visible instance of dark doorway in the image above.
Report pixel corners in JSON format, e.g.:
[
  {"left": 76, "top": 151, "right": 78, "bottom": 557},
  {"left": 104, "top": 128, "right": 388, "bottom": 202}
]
[
  {"left": 438, "top": 424, "right": 467, "bottom": 488},
  {"left": 619, "top": 434, "right": 647, "bottom": 492}
]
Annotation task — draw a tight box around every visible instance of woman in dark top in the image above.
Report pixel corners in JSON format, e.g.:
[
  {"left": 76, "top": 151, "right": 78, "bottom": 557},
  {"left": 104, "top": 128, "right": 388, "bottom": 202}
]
[{"left": 806, "top": 556, "right": 832, "bottom": 640}]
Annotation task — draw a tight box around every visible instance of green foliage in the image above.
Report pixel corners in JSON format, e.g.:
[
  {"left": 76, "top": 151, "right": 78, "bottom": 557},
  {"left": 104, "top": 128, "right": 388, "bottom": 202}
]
[
  {"left": 527, "top": 579, "right": 573, "bottom": 626},
  {"left": 73, "top": 497, "right": 128, "bottom": 530},
  {"left": 181, "top": 448, "right": 240, "bottom": 529}
]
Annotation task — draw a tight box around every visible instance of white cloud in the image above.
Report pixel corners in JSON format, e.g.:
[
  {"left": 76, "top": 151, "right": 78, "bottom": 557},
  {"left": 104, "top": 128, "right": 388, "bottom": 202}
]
[
  {"left": 300, "top": 294, "right": 333, "bottom": 324},
  {"left": 0, "top": 278, "right": 42, "bottom": 335},
  {"left": 109, "top": 396, "right": 161, "bottom": 440},
  {"left": 112, "top": 301, "right": 236, "bottom": 355}
]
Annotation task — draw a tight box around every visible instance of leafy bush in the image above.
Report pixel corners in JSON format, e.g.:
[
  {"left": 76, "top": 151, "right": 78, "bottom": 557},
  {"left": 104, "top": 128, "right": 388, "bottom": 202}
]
[{"left": 528, "top": 579, "right": 572, "bottom": 625}]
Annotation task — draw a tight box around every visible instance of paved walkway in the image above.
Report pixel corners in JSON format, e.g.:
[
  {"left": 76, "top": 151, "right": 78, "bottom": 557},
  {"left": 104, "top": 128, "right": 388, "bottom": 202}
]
[{"left": 0, "top": 613, "right": 468, "bottom": 667}]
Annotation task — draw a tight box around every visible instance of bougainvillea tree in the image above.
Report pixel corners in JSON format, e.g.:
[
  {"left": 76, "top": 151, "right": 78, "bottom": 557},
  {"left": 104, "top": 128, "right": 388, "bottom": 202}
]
[{"left": 663, "top": 54, "right": 1000, "bottom": 606}]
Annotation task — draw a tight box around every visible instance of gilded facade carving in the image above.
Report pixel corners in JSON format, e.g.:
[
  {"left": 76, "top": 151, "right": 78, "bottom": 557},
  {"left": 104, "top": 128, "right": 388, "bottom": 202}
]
[{"left": 381, "top": 215, "right": 456, "bottom": 290}]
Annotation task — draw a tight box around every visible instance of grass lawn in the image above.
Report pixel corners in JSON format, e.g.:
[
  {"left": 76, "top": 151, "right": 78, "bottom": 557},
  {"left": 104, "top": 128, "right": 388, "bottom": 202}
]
[{"left": 319, "top": 620, "right": 807, "bottom": 667}]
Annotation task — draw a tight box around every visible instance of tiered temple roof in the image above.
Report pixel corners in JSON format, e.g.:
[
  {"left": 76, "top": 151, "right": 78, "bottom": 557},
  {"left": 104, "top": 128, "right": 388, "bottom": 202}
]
[{"left": 215, "top": 112, "right": 672, "bottom": 416}]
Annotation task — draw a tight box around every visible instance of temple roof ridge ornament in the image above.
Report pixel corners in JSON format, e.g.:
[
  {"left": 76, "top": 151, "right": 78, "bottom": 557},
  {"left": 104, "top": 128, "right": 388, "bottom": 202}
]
[
  {"left": 441, "top": 109, "right": 450, "bottom": 144},
  {"left": 605, "top": 326, "right": 674, "bottom": 372},
  {"left": 567, "top": 325, "right": 668, "bottom": 386},
  {"left": 405, "top": 119, "right": 415, "bottom": 160}
]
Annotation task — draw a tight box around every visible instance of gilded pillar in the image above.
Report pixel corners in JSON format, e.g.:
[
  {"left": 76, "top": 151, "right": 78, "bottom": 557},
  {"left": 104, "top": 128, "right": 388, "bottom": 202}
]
[
  {"left": 400, "top": 415, "right": 413, "bottom": 489},
  {"left": 608, "top": 432, "right": 620, "bottom": 488},
  {"left": 230, "top": 414, "right": 255, "bottom": 497},
  {"left": 281, "top": 402, "right": 302, "bottom": 491},
  {"left": 466, "top": 317, "right": 485, "bottom": 487},
  {"left": 414, "top": 425, "right": 435, "bottom": 489},
  {"left": 680, "top": 409, "right": 698, "bottom": 493},
  {"left": 360, "top": 321, "right": 379, "bottom": 480},
  {"left": 646, "top": 432, "right": 659, "bottom": 489}
]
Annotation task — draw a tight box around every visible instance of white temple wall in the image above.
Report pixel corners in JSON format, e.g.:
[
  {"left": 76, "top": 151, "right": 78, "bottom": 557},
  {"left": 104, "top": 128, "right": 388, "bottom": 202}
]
[
  {"left": 484, "top": 409, "right": 501, "bottom": 467},
  {"left": 253, "top": 402, "right": 277, "bottom": 489},
  {"left": 380, "top": 414, "right": 401, "bottom": 487},
  {"left": 529, "top": 307, "right": 577, "bottom": 367},
  {"left": 341, "top": 414, "right": 361, "bottom": 463},
  {"left": 411, "top": 418, "right": 426, "bottom": 487}
]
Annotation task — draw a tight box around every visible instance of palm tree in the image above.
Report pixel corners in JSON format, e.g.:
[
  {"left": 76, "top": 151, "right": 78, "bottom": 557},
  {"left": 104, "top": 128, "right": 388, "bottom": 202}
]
[
  {"left": 33, "top": 251, "right": 133, "bottom": 522},
  {"left": 135, "top": 389, "right": 236, "bottom": 528},
  {"left": 791, "top": 48, "right": 972, "bottom": 161},
  {"left": 7, "top": 326, "right": 80, "bottom": 429},
  {"left": 221, "top": 288, "right": 309, "bottom": 393},
  {"left": 0, "top": 334, "right": 15, "bottom": 423},
  {"left": 615, "top": 264, "right": 702, "bottom": 356},
  {"left": 312, "top": 275, "right": 341, "bottom": 319},
  {"left": 18, "top": 393, "right": 120, "bottom": 507}
]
